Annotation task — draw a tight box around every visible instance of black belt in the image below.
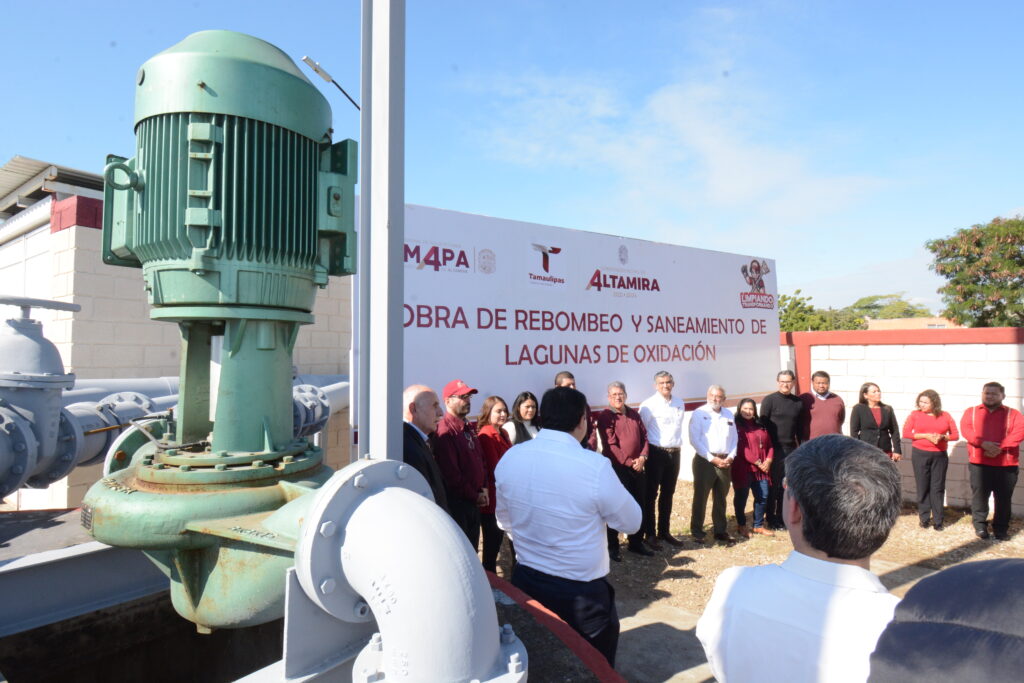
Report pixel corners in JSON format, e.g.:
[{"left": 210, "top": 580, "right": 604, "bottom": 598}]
[{"left": 650, "top": 445, "right": 681, "bottom": 454}]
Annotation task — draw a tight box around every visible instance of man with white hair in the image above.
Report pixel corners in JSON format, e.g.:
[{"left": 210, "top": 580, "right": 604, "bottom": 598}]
[
  {"left": 689, "top": 385, "right": 737, "bottom": 543},
  {"left": 402, "top": 384, "right": 447, "bottom": 511}
]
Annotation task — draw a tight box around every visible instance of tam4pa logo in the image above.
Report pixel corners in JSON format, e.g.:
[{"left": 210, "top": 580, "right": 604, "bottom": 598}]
[
  {"left": 404, "top": 242, "right": 471, "bottom": 272},
  {"left": 739, "top": 258, "right": 775, "bottom": 309}
]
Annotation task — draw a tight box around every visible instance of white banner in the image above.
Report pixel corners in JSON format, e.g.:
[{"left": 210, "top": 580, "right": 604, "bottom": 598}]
[{"left": 402, "top": 205, "right": 779, "bottom": 409}]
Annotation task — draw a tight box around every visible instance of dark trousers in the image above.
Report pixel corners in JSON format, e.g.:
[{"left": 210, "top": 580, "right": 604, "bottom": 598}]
[
  {"left": 912, "top": 447, "right": 949, "bottom": 525},
  {"left": 512, "top": 563, "right": 620, "bottom": 666},
  {"left": 608, "top": 463, "right": 645, "bottom": 550},
  {"left": 734, "top": 479, "right": 770, "bottom": 528},
  {"left": 691, "top": 455, "right": 731, "bottom": 535},
  {"left": 766, "top": 447, "right": 793, "bottom": 527},
  {"left": 480, "top": 512, "right": 505, "bottom": 573},
  {"left": 970, "top": 463, "right": 1019, "bottom": 535},
  {"left": 643, "top": 446, "right": 681, "bottom": 537},
  {"left": 448, "top": 497, "right": 481, "bottom": 549}
]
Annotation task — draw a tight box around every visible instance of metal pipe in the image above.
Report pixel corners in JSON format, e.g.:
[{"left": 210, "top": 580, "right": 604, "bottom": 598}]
[
  {"left": 355, "top": 0, "right": 373, "bottom": 459},
  {"left": 342, "top": 487, "right": 503, "bottom": 680}
]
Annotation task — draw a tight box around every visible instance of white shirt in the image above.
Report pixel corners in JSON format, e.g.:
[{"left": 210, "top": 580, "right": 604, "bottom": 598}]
[
  {"left": 495, "top": 429, "right": 641, "bottom": 581},
  {"left": 639, "top": 393, "right": 686, "bottom": 448},
  {"left": 502, "top": 419, "right": 539, "bottom": 442},
  {"left": 688, "top": 403, "right": 737, "bottom": 461},
  {"left": 697, "top": 550, "right": 899, "bottom": 683}
]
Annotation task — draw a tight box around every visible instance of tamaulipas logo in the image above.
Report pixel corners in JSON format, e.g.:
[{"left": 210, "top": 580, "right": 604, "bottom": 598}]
[
  {"left": 739, "top": 258, "right": 774, "bottom": 309},
  {"left": 528, "top": 243, "right": 565, "bottom": 285}
]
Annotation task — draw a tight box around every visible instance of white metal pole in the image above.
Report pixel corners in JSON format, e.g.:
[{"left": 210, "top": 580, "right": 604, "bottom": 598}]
[
  {"left": 353, "top": 0, "right": 374, "bottom": 460},
  {"left": 366, "top": 0, "right": 405, "bottom": 460}
]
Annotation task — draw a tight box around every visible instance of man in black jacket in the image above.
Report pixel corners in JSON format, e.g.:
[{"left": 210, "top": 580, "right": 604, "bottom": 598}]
[
  {"left": 760, "top": 370, "right": 807, "bottom": 530},
  {"left": 402, "top": 384, "right": 448, "bottom": 512}
]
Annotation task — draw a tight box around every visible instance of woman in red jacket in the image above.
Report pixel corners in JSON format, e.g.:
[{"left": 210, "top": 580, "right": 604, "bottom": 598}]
[
  {"left": 903, "top": 389, "right": 959, "bottom": 531},
  {"left": 733, "top": 398, "right": 774, "bottom": 538},
  {"left": 477, "top": 395, "right": 512, "bottom": 573}
]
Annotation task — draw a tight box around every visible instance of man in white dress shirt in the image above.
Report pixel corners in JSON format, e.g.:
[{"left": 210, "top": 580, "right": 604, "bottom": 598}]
[
  {"left": 688, "top": 385, "right": 737, "bottom": 543},
  {"left": 697, "top": 434, "right": 902, "bottom": 682},
  {"left": 496, "top": 385, "right": 642, "bottom": 666},
  {"left": 639, "top": 370, "right": 686, "bottom": 549}
]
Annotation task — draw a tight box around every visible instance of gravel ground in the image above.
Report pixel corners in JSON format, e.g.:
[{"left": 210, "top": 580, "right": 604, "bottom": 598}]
[{"left": 496, "top": 480, "right": 1024, "bottom": 612}]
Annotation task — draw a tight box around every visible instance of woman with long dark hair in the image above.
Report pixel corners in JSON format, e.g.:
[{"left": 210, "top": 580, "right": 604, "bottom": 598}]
[
  {"left": 477, "top": 395, "right": 512, "bottom": 572},
  {"left": 902, "top": 389, "right": 959, "bottom": 530},
  {"left": 502, "top": 391, "right": 540, "bottom": 445},
  {"left": 733, "top": 398, "right": 774, "bottom": 538},
  {"left": 850, "top": 383, "right": 903, "bottom": 462}
]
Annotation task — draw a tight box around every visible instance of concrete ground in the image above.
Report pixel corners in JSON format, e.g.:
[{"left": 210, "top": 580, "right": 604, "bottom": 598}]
[{"left": 614, "top": 559, "right": 938, "bottom": 683}]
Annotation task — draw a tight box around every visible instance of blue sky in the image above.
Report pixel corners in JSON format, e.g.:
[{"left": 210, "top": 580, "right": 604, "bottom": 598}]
[{"left": 3, "top": 1, "right": 1021, "bottom": 310}]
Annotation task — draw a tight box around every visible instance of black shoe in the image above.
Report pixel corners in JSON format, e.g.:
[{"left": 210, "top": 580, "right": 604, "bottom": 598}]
[
  {"left": 933, "top": 523, "right": 944, "bottom": 531},
  {"left": 919, "top": 519, "right": 931, "bottom": 529},
  {"left": 713, "top": 532, "right": 735, "bottom": 543},
  {"left": 692, "top": 531, "right": 707, "bottom": 542},
  {"left": 645, "top": 535, "right": 663, "bottom": 551},
  {"left": 609, "top": 548, "right": 622, "bottom": 562},
  {"left": 658, "top": 533, "right": 686, "bottom": 548},
  {"left": 627, "top": 543, "right": 655, "bottom": 556},
  {"left": 994, "top": 531, "right": 1009, "bottom": 541},
  {"left": 976, "top": 528, "right": 990, "bottom": 540}
]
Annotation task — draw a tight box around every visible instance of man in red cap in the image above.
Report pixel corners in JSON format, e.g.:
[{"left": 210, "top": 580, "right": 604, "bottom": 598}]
[{"left": 432, "top": 379, "right": 488, "bottom": 545}]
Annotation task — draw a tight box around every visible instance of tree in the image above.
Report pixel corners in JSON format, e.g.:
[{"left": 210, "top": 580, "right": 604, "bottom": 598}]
[
  {"left": 847, "top": 294, "right": 931, "bottom": 320},
  {"left": 926, "top": 216, "right": 1024, "bottom": 327},
  {"left": 778, "top": 290, "right": 863, "bottom": 332}
]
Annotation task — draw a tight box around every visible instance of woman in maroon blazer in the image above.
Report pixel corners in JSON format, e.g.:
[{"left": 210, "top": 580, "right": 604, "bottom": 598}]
[
  {"left": 477, "top": 395, "right": 512, "bottom": 573},
  {"left": 733, "top": 398, "right": 774, "bottom": 538}
]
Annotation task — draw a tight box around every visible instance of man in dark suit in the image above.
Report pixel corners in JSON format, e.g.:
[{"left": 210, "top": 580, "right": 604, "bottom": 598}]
[{"left": 402, "top": 384, "right": 448, "bottom": 512}]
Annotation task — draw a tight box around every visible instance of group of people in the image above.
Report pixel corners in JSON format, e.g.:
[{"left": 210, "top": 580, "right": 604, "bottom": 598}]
[{"left": 400, "top": 367, "right": 1024, "bottom": 671}]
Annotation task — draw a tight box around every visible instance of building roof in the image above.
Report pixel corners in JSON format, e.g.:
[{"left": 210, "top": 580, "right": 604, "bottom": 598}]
[{"left": 0, "top": 156, "right": 103, "bottom": 220}]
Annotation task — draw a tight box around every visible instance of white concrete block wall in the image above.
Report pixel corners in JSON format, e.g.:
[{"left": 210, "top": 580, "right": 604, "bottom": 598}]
[
  {"left": 793, "top": 340, "right": 1024, "bottom": 515},
  {"left": 2, "top": 219, "right": 353, "bottom": 510}
]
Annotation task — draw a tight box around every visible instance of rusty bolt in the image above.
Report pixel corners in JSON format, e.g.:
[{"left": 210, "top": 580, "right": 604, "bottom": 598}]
[
  {"left": 319, "top": 578, "right": 336, "bottom": 595},
  {"left": 319, "top": 520, "right": 337, "bottom": 537},
  {"left": 333, "top": 192, "right": 341, "bottom": 201},
  {"left": 114, "top": 450, "right": 127, "bottom": 461}
]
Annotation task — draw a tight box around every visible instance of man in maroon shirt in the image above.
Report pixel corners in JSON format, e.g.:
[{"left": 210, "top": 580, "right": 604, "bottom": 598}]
[
  {"left": 597, "top": 381, "right": 652, "bottom": 560},
  {"left": 960, "top": 382, "right": 1024, "bottom": 540},
  {"left": 800, "top": 371, "right": 846, "bottom": 440},
  {"left": 431, "top": 378, "right": 488, "bottom": 545}
]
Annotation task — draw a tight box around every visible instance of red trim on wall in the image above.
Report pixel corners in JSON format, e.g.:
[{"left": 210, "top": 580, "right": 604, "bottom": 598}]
[
  {"left": 778, "top": 328, "right": 1024, "bottom": 395},
  {"left": 486, "top": 571, "right": 626, "bottom": 682},
  {"left": 50, "top": 195, "right": 103, "bottom": 232}
]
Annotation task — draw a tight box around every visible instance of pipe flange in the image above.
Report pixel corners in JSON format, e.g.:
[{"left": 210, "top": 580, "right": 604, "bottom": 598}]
[
  {"left": 26, "top": 408, "right": 83, "bottom": 487},
  {"left": 103, "top": 418, "right": 166, "bottom": 476},
  {"left": 292, "top": 384, "right": 329, "bottom": 438},
  {"left": 0, "top": 405, "right": 40, "bottom": 497},
  {"left": 294, "top": 459, "right": 432, "bottom": 623},
  {"left": 98, "top": 391, "right": 157, "bottom": 415}
]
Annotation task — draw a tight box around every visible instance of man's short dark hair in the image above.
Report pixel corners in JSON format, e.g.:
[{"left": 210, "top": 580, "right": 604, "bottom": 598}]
[
  {"left": 811, "top": 370, "right": 831, "bottom": 381},
  {"left": 777, "top": 369, "right": 795, "bottom": 381},
  {"left": 984, "top": 381, "right": 1006, "bottom": 394},
  {"left": 541, "top": 386, "right": 587, "bottom": 433},
  {"left": 553, "top": 370, "right": 575, "bottom": 386},
  {"left": 784, "top": 434, "right": 900, "bottom": 560}
]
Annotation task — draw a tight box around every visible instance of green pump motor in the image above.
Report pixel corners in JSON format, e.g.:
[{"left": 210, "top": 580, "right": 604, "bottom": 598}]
[{"left": 82, "top": 30, "right": 356, "bottom": 631}]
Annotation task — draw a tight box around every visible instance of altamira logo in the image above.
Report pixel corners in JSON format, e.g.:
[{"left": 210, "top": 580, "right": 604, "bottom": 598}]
[{"left": 586, "top": 269, "right": 661, "bottom": 292}]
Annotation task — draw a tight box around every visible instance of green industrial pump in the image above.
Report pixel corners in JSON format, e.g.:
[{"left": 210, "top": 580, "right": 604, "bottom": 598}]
[{"left": 82, "top": 30, "right": 356, "bottom": 631}]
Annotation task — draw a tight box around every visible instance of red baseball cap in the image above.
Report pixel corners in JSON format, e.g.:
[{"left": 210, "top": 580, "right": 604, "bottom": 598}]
[{"left": 443, "top": 379, "right": 478, "bottom": 401}]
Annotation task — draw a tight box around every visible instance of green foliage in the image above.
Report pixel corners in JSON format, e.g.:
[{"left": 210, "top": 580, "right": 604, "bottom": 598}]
[
  {"left": 847, "top": 294, "right": 931, "bottom": 320},
  {"left": 778, "top": 291, "right": 931, "bottom": 332},
  {"left": 926, "top": 216, "right": 1024, "bottom": 327}
]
